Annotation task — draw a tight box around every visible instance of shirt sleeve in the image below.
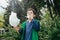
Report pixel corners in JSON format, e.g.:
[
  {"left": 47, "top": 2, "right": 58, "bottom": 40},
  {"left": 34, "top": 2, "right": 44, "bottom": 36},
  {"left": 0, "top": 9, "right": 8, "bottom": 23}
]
[
  {"left": 18, "top": 21, "right": 26, "bottom": 34},
  {"left": 18, "top": 28, "right": 23, "bottom": 34},
  {"left": 33, "top": 21, "right": 40, "bottom": 31}
]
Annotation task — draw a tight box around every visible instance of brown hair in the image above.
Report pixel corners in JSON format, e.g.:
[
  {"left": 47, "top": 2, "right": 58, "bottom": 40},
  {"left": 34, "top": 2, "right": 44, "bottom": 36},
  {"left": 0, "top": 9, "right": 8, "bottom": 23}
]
[
  {"left": 27, "top": 8, "right": 40, "bottom": 20},
  {"left": 27, "top": 8, "right": 36, "bottom": 15}
]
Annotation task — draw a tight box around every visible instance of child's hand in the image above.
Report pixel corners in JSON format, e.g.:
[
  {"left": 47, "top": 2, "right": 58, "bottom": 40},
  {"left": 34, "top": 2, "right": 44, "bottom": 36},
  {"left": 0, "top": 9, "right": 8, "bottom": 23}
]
[{"left": 13, "top": 26, "right": 20, "bottom": 32}]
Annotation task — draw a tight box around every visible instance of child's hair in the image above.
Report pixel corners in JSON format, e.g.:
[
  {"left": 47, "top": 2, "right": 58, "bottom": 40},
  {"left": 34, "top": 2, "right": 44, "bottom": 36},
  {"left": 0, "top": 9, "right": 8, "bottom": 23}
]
[
  {"left": 27, "top": 8, "right": 36, "bottom": 15},
  {"left": 27, "top": 8, "right": 40, "bottom": 20}
]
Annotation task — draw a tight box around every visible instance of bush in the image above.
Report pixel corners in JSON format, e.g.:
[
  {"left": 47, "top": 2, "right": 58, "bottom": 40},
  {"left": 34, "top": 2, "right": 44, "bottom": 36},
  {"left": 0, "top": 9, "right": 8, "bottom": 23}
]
[
  {"left": 0, "top": 25, "right": 21, "bottom": 40},
  {"left": 39, "top": 12, "right": 60, "bottom": 40}
]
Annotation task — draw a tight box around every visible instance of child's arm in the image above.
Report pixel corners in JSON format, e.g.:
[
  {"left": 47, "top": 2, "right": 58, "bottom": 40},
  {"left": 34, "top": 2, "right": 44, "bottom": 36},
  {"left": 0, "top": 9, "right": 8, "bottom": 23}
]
[
  {"left": 13, "top": 21, "right": 26, "bottom": 33},
  {"left": 18, "top": 28, "right": 23, "bottom": 34},
  {"left": 13, "top": 26, "right": 23, "bottom": 34},
  {"left": 33, "top": 21, "right": 40, "bottom": 31}
]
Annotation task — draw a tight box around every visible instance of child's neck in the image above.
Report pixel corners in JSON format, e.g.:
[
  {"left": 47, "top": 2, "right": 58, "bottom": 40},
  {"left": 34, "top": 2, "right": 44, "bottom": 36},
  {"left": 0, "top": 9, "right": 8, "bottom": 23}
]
[{"left": 28, "top": 19, "right": 33, "bottom": 23}]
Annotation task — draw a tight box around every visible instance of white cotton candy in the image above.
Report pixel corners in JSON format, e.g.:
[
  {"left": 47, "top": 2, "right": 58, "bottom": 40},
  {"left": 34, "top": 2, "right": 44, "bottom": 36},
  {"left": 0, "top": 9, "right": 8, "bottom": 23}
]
[{"left": 9, "top": 12, "right": 20, "bottom": 27}]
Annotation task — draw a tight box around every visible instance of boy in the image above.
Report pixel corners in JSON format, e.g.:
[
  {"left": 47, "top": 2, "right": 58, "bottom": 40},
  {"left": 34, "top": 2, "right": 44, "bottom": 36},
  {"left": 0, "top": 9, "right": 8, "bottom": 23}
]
[{"left": 14, "top": 8, "right": 40, "bottom": 40}]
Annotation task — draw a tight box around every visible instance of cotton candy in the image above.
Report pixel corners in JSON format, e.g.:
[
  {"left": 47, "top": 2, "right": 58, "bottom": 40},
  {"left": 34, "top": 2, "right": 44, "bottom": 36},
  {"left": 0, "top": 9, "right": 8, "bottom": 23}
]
[{"left": 9, "top": 11, "right": 20, "bottom": 27}]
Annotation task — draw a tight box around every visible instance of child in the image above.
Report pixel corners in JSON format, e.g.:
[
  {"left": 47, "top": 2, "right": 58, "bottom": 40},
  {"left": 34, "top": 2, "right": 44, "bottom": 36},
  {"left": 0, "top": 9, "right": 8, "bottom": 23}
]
[{"left": 14, "top": 8, "right": 40, "bottom": 40}]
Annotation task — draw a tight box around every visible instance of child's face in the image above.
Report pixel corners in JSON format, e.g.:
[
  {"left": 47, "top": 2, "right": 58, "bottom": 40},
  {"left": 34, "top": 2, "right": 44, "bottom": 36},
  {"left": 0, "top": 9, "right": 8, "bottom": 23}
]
[{"left": 27, "top": 10, "right": 35, "bottom": 20}]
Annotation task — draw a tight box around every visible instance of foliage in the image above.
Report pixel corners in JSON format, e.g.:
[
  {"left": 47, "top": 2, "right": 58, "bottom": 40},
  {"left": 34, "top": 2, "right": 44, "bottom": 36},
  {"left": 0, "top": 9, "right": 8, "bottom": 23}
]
[
  {"left": 39, "top": 12, "right": 60, "bottom": 40},
  {"left": 0, "top": 25, "right": 21, "bottom": 40}
]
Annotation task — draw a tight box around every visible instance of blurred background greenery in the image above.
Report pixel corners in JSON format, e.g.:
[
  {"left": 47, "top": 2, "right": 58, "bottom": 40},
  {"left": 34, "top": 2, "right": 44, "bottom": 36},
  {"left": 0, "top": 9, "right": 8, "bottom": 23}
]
[{"left": 0, "top": 0, "right": 60, "bottom": 40}]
